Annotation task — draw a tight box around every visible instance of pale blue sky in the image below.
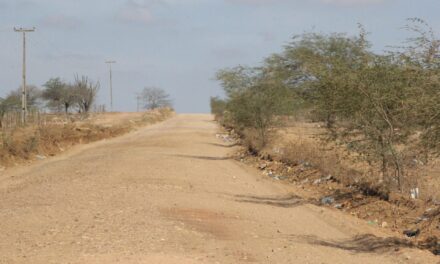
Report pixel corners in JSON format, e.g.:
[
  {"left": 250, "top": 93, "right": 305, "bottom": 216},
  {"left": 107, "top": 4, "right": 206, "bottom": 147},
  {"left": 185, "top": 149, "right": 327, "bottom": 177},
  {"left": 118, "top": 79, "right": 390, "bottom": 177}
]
[{"left": 0, "top": 0, "right": 438, "bottom": 112}]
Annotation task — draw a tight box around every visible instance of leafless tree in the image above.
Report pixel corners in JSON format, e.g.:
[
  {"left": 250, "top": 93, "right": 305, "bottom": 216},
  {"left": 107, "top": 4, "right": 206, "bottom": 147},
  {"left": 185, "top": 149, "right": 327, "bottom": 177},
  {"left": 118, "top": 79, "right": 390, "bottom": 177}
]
[
  {"left": 73, "top": 75, "right": 99, "bottom": 113},
  {"left": 141, "top": 87, "right": 172, "bottom": 110}
]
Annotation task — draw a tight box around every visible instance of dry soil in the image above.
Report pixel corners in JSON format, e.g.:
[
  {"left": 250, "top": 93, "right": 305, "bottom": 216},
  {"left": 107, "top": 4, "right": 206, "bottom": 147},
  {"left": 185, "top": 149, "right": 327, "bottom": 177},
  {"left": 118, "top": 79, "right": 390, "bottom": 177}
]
[{"left": 0, "top": 114, "right": 437, "bottom": 263}]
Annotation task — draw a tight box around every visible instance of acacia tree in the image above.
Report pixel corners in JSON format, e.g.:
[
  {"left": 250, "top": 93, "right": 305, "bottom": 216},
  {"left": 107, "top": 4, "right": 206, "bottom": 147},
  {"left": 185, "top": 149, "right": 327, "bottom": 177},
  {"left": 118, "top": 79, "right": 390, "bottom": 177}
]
[
  {"left": 141, "top": 87, "right": 172, "bottom": 110},
  {"left": 0, "top": 95, "right": 19, "bottom": 128},
  {"left": 213, "top": 22, "right": 440, "bottom": 192},
  {"left": 339, "top": 57, "right": 418, "bottom": 190},
  {"left": 0, "top": 86, "right": 42, "bottom": 127},
  {"left": 285, "top": 26, "right": 440, "bottom": 191},
  {"left": 398, "top": 18, "right": 440, "bottom": 156},
  {"left": 42, "top": 78, "right": 76, "bottom": 114},
  {"left": 1, "top": 85, "right": 42, "bottom": 111},
  {"left": 215, "top": 66, "right": 258, "bottom": 98},
  {"left": 0, "top": 98, "right": 6, "bottom": 128},
  {"left": 210, "top": 96, "right": 227, "bottom": 120},
  {"left": 283, "top": 31, "right": 370, "bottom": 130},
  {"left": 216, "top": 65, "right": 294, "bottom": 150},
  {"left": 285, "top": 31, "right": 421, "bottom": 191}
]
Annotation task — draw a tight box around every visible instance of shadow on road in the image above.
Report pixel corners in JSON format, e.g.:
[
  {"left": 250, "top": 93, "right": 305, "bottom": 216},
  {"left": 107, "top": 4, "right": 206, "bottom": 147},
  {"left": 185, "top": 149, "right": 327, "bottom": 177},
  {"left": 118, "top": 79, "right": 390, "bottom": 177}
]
[
  {"left": 234, "top": 194, "right": 307, "bottom": 208},
  {"left": 171, "top": 154, "right": 231, "bottom": 161},
  {"left": 290, "top": 234, "right": 415, "bottom": 254},
  {"left": 205, "top": 142, "right": 239, "bottom": 148}
]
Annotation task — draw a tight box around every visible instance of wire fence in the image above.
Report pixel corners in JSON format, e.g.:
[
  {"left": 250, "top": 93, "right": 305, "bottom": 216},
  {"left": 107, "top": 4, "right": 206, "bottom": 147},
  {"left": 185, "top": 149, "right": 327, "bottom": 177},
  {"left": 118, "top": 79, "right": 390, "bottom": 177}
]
[
  {"left": 0, "top": 110, "right": 50, "bottom": 131},
  {"left": 1, "top": 106, "right": 107, "bottom": 132}
]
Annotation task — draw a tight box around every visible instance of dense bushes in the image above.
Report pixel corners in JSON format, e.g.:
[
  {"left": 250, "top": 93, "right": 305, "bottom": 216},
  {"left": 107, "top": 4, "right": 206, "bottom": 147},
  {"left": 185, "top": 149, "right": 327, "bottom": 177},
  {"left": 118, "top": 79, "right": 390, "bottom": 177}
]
[
  {"left": 210, "top": 97, "right": 226, "bottom": 121},
  {"left": 214, "top": 19, "right": 440, "bottom": 192},
  {"left": 214, "top": 64, "right": 295, "bottom": 151}
]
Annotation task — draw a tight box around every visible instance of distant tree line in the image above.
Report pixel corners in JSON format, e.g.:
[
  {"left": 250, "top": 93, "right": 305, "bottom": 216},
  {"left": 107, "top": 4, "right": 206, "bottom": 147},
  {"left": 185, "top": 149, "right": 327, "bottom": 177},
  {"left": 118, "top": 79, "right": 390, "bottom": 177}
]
[
  {"left": 213, "top": 19, "right": 440, "bottom": 192},
  {"left": 0, "top": 75, "right": 100, "bottom": 120}
]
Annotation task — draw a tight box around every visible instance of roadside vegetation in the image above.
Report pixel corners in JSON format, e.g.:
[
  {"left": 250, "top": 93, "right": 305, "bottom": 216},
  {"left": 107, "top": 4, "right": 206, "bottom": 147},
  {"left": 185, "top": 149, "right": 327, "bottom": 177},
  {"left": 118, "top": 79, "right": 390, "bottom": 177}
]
[
  {"left": 213, "top": 19, "right": 440, "bottom": 196},
  {"left": 213, "top": 19, "right": 440, "bottom": 253},
  {"left": 23, "top": 76, "right": 99, "bottom": 114},
  {"left": 0, "top": 108, "right": 173, "bottom": 168},
  {"left": 0, "top": 75, "right": 174, "bottom": 167}
]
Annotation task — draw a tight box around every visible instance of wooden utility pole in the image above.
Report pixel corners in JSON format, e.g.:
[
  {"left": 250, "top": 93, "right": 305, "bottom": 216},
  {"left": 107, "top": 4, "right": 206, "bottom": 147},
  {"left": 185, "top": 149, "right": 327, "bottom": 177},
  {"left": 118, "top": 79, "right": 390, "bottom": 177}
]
[
  {"left": 14, "top": 27, "right": 35, "bottom": 124},
  {"left": 136, "top": 94, "right": 142, "bottom": 112},
  {"left": 105, "top": 60, "right": 116, "bottom": 112}
]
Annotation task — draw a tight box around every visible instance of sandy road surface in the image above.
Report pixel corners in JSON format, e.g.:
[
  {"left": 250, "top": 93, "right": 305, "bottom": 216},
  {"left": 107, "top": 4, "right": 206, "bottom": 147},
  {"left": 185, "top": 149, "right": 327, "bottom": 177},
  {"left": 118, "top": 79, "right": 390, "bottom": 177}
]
[{"left": 0, "top": 114, "right": 437, "bottom": 263}]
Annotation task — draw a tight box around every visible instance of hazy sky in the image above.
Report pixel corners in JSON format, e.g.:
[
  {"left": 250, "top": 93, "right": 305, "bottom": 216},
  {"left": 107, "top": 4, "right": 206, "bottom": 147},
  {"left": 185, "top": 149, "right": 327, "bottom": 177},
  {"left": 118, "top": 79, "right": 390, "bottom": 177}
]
[{"left": 0, "top": 0, "right": 438, "bottom": 113}]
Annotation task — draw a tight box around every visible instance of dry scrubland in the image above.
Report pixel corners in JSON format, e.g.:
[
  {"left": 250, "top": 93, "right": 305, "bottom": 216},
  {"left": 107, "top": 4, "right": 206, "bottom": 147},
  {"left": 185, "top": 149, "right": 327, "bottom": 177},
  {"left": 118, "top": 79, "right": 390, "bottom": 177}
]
[
  {"left": 3, "top": 114, "right": 438, "bottom": 263},
  {"left": 0, "top": 108, "right": 173, "bottom": 168},
  {"left": 212, "top": 20, "right": 440, "bottom": 255},
  {"left": 226, "top": 121, "right": 440, "bottom": 254},
  {"left": 273, "top": 123, "right": 440, "bottom": 201}
]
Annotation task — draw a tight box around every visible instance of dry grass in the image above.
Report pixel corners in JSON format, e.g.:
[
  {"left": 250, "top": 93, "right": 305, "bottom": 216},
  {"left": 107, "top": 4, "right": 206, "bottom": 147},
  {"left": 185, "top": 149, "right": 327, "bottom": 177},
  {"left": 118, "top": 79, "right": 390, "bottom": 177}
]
[
  {"left": 0, "top": 108, "right": 173, "bottom": 168},
  {"left": 235, "top": 122, "right": 440, "bottom": 254},
  {"left": 253, "top": 122, "right": 439, "bottom": 200},
  {"left": 280, "top": 139, "right": 393, "bottom": 198}
]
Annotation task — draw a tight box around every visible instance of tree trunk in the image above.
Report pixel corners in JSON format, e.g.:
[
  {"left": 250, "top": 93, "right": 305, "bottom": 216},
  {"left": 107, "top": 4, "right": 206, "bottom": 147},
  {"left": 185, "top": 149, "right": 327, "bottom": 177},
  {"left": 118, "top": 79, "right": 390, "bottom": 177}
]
[
  {"left": 259, "top": 127, "right": 266, "bottom": 148},
  {"left": 388, "top": 142, "right": 404, "bottom": 192},
  {"left": 379, "top": 135, "right": 388, "bottom": 184}
]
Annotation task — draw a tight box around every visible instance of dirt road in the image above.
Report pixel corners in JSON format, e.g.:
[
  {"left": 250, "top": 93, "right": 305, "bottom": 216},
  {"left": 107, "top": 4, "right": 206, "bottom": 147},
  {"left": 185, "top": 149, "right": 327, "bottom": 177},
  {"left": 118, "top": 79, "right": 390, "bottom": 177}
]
[{"left": 0, "top": 114, "right": 437, "bottom": 263}]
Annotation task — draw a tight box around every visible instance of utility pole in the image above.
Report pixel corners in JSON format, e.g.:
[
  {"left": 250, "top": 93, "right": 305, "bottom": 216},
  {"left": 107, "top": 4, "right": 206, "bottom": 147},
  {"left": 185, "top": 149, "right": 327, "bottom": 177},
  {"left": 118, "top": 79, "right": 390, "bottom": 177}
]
[
  {"left": 14, "top": 27, "right": 35, "bottom": 124},
  {"left": 105, "top": 60, "right": 116, "bottom": 112},
  {"left": 136, "top": 94, "right": 142, "bottom": 112}
]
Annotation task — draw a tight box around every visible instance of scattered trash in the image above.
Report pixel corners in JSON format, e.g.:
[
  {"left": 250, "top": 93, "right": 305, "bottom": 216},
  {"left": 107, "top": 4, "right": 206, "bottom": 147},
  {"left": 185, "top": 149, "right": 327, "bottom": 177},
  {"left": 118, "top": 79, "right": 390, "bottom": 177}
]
[
  {"left": 381, "top": 222, "right": 388, "bottom": 228},
  {"left": 334, "top": 204, "right": 343, "bottom": 209},
  {"left": 303, "top": 162, "right": 312, "bottom": 168},
  {"left": 272, "top": 147, "right": 284, "bottom": 155},
  {"left": 321, "top": 196, "right": 334, "bottom": 205},
  {"left": 367, "top": 220, "right": 377, "bottom": 226},
  {"left": 324, "top": 175, "right": 333, "bottom": 181},
  {"left": 415, "top": 217, "right": 429, "bottom": 224},
  {"left": 403, "top": 229, "right": 420, "bottom": 237},
  {"left": 411, "top": 159, "right": 424, "bottom": 166},
  {"left": 410, "top": 188, "right": 420, "bottom": 199},
  {"left": 35, "top": 155, "right": 46, "bottom": 160},
  {"left": 258, "top": 164, "right": 267, "bottom": 170},
  {"left": 215, "top": 133, "right": 232, "bottom": 142},
  {"left": 313, "top": 179, "right": 322, "bottom": 185}
]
